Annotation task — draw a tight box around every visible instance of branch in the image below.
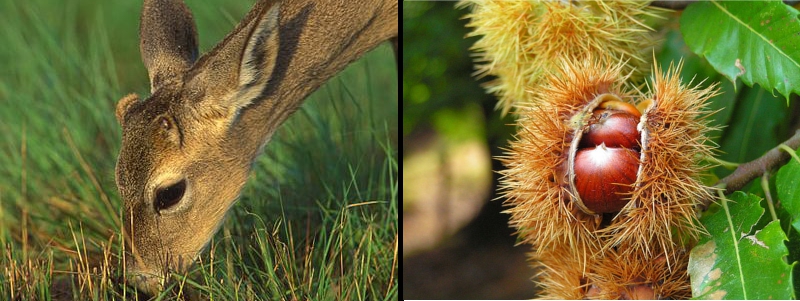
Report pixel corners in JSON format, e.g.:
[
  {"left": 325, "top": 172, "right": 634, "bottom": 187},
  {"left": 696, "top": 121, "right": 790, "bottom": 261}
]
[{"left": 702, "top": 130, "right": 800, "bottom": 209}]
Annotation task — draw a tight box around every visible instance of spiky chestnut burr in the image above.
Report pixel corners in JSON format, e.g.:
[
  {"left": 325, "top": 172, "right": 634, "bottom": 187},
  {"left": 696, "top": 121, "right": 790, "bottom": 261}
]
[
  {"left": 458, "top": 0, "right": 665, "bottom": 115},
  {"left": 587, "top": 248, "right": 692, "bottom": 300},
  {"left": 501, "top": 57, "right": 719, "bottom": 276},
  {"left": 534, "top": 245, "right": 692, "bottom": 299},
  {"left": 500, "top": 58, "right": 632, "bottom": 255},
  {"left": 599, "top": 61, "right": 720, "bottom": 260},
  {"left": 529, "top": 244, "right": 589, "bottom": 300}
]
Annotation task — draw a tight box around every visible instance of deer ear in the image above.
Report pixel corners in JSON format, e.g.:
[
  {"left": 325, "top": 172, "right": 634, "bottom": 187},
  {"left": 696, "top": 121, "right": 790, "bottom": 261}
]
[
  {"left": 140, "top": 0, "right": 199, "bottom": 92},
  {"left": 116, "top": 93, "right": 140, "bottom": 125},
  {"left": 222, "top": 1, "right": 281, "bottom": 114},
  {"left": 237, "top": 3, "right": 280, "bottom": 95},
  {"left": 183, "top": 1, "right": 280, "bottom": 121}
]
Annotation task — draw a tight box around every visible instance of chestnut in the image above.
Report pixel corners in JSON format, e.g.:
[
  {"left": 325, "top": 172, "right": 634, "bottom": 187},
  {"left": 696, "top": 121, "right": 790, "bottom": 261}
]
[
  {"left": 596, "top": 99, "right": 642, "bottom": 118},
  {"left": 573, "top": 144, "right": 639, "bottom": 213},
  {"left": 580, "top": 109, "right": 641, "bottom": 150}
]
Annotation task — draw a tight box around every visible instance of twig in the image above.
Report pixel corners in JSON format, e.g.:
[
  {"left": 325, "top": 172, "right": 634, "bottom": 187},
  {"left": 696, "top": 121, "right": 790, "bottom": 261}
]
[
  {"left": 703, "top": 130, "right": 800, "bottom": 209},
  {"left": 779, "top": 144, "right": 800, "bottom": 165},
  {"left": 761, "top": 170, "right": 778, "bottom": 222},
  {"left": 705, "top": 155, "right": 739, "bottom": 170}
]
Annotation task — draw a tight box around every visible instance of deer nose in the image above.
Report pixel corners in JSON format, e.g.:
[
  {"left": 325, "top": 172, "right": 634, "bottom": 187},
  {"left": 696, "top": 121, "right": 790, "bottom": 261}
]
[{"left": 153, "top": 178, "right": 187, "bottom": 214}]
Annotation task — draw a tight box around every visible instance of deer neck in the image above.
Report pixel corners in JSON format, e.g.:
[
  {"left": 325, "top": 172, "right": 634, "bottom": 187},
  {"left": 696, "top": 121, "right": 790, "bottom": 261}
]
[{"left": 229, "top": 0, "right": 397, "bottom": 164}]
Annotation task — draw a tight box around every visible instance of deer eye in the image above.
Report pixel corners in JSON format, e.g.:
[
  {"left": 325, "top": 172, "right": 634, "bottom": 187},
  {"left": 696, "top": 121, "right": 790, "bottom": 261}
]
[
  {"left": 158, "top": 116, "right": 171, "bottom": 131},
  {"left": 154, "top": 179, "right": 186, "bottom": 213}
]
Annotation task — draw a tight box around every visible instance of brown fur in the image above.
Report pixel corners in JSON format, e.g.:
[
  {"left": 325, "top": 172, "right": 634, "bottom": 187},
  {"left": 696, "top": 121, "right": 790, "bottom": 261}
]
[{"left": 115, "top": 0, "right": 397, "bottom": 293}]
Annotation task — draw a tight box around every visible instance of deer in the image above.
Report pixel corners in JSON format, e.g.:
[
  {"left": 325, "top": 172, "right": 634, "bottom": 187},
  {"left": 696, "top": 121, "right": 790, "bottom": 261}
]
[{"left": 113, "top": 0, "right": 397, "bottom": 294}]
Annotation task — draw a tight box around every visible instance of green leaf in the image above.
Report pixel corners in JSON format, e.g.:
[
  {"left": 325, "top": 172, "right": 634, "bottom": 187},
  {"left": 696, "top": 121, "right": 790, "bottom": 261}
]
[
  {"left": 777, "top": 148, "right": 800, "bottom": 232},
  {"left": 689, "top": 192, "right": 794, "bottom": 299},
  {"left": 680, "top": 1, "right": 800, "bottom": 101},
  {"left": 775, "top": 199, "right": 800, "bottom": 295},
  {"left": 657, "top": 27, "right": 737, "bottom": 131},
  {"left": 771, "top": 147, "right": 800, "bottom": 293},
  {"left": 716, "top": 85, "right": 790, "bottom": 166}
]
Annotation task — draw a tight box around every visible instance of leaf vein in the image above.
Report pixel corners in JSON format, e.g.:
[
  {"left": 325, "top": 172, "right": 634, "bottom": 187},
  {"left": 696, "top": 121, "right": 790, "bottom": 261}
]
[
  {"left": 711, "top": 0, "right": 800, "bottom": 70},
  {"left": 722, "top": 195, "right": 747, "bottom": 298}
]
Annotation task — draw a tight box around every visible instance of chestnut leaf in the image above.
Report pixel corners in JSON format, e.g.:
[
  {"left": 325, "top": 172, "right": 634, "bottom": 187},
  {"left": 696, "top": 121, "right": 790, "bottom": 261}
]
[
  {"left": 680, "top": 1, "right": 800, "bottom": 101},
  {"left": 656, "top": 28, "right": 736, "bottom": 132},
  {"left": 777, "top": 148, "right": 800, "bottom": 233},
  {"left": 776, "top": 148, "right": 800, "bottom": 295},
  {"left": 716, "top": 85, "right": 790, "bottom": 166},
  {"left": 688, "top": 192, "right": 793, "bottom": 299}
]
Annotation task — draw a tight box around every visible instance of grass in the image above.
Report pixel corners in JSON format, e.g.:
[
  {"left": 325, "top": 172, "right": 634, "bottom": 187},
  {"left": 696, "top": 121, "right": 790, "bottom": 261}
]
[{"left": 0, "top": 0, "right": 398, "bottom": 300}]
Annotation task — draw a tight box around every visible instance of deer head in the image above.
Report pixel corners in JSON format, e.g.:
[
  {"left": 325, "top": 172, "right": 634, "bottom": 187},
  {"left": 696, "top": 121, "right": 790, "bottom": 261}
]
[{"left": 114, "top": 0, "right": 396, "bottom": 293}]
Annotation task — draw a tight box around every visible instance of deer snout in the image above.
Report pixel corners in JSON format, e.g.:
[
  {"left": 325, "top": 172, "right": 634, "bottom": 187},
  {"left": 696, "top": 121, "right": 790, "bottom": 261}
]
[{"left": 125, "top": 268, "right": 164, "bottom": 295}]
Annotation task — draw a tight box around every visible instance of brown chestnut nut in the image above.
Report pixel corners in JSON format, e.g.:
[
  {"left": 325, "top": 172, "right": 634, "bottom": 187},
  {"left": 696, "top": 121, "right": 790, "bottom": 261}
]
[
  {"left": 573, "top": 144, "right": 639, "bottom": 213},
  {"left": 580, "top": 109, "right": 641, "bottom": 150},
  {"left": 596, "top": 100, "right": 642, "bottom": 118}
]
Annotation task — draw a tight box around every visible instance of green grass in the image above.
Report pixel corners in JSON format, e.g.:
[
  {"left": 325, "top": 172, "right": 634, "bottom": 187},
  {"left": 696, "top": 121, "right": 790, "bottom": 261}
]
[{"left": 0, "top": 0, "right": 398, "bottom": 300}]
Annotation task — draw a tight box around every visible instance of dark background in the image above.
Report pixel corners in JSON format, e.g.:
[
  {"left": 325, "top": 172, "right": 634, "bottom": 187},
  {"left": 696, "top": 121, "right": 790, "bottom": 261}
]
[{"left": 402, "top": 2, "right": 534, "bottom": 299}]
